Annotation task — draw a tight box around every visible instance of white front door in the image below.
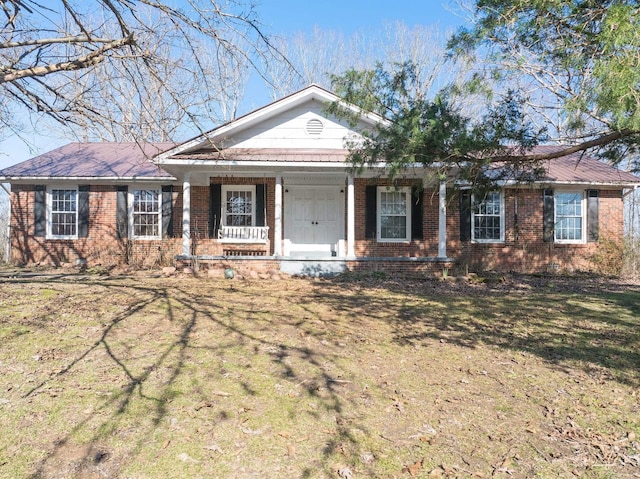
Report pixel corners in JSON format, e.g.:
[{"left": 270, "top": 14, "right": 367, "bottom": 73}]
[{"left": 285, "top": 187, "right": 344, "bottom": 255}]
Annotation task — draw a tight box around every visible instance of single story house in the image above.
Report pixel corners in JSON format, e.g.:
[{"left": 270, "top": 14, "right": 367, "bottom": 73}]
[{"left": 2, "top": 85, "right": 639, "bottom": 276}]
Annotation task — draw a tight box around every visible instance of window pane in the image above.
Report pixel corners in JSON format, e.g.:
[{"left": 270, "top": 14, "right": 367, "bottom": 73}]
[
  {"left": 133, "top": 189, "right": 160, "bottom": 237},
  {"left": 473, "top": 191, "right": 501, "bottom": 241},
  {"left": 555, "top": 192, "right": 583, "bottom": 241},
  {"left": 381, "top": 215, "right": 407, "bottom": 239},
  {"left": 50, "top": 189, "right": 77, "bottom": 237},
  {"left": 225, "top": 190, "right": 253, "bottom": 226},
  {"left": 379, "top": 190, "right": 408, "bottom": 240}
]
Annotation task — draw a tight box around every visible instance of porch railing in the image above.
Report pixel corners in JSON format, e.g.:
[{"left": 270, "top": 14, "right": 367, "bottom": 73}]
[{"left": 217, "top": 226, "right": 269, "bottom": 243}]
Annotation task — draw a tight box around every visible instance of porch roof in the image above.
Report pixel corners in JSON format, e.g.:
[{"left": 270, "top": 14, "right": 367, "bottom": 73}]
[{"left": 170, "top": 148, "right": 350, "bottom": 163}]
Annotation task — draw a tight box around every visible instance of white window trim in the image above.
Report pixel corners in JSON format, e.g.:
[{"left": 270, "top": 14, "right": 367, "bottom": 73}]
[
  {"left": 46, "top": 185, "right": 78, "bottom": 240},
  {"left": 128, "top": 187, "right": 162, "bottom": 240},
  {"left": 554, "top": 190, "right": 586, "bottom": 244},
  {"left": 471, "top": 191, "right": 505, "bottom": 243},
  {"left": 221, "top": 185, "right": 256, "bottom": 227},
  {"left": 377, "top": 186, "right": 411, "bottom": 243}
]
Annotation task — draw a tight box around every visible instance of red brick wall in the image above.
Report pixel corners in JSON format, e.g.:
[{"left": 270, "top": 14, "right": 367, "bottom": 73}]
[
  {"left": 9, "top": 182, "right": 627, "bottom": 274},
  {"left": 353, "top": 178, "right": 440, "bottom": 257},
  {"left": 9, "top": 185, "right": 184, "bottom": 267},
  {"left": 446, "top": 188, "right": 625, "bottom": 273},
  {"left": 351, "top": 181, "right": 625, "bottom": 273}
]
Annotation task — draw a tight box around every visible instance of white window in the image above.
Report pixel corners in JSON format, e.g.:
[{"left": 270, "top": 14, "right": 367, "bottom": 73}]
[
  {"left": 472, "top": 191, "right": 504, "bottom": 242},
  {"left": 377, "top": 187, "right": 411, "bottom": 242},
  {"left": 130, "top": 189, "right": 161, "bottom": 239},
  {"left": 555, "top": 191, "right": 585, "bottom": 243},
  {"left": 222, "top": 186, "right": 255, "bottom": 227},
  {"left": 47, "top": 187, "right": 78, "bottom": 239}
]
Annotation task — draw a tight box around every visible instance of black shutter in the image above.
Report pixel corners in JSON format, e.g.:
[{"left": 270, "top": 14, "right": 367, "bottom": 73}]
[
  {"left": 587, "top": 189, "right": 599, "bottom": 242},
  {"left": 116, "top": 186, "right": 128, "bottom": 239},
  {"left": 78, "top": 185, "right": 90, "bottom": 238},
  {"left": 255, "top": 184, "right": 266, "bottom": 227},
  {"left": 459, "top": 189, "right": 471, "bottom": 241},
  {"left": 365, "top": 185, "right": 377, "bottom": 239},
  {"left": 210, "top": 184, "right": 221, "bottom": 238},
  {"left": 543, "top": 188, "right": 554, "bottom": 242},
  {"left": 162, "top": 185, "right": 174, "bottom": 238},
  {"left": 34, "top": 185, "right": 46, "bottom": 237},
  {"left": 411, "top": 186, "right": 423, "bottom": 240}
]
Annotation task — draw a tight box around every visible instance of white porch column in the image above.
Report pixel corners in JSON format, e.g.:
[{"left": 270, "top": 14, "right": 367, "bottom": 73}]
[
  {"left": 182, "top": 172, "right": 191, "bottom": 256},
  {"left": 347, "top": 174, "right": 356, "bottom": 259},
  {"left": 274, "top": 174, "right": 283, "bottom": 256},
  {"left": 438, "top": 180, "right": 447, "bottom": 258}
]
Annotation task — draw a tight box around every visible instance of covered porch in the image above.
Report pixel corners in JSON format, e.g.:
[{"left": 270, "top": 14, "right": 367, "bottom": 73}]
[{"left": 174, "top": 169, "right": 453, "bottom": 276}]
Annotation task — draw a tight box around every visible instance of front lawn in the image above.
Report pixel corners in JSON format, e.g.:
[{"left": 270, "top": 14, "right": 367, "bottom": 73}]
[{"left": 0, "top": 269, "right": 638, "bottom": 478}]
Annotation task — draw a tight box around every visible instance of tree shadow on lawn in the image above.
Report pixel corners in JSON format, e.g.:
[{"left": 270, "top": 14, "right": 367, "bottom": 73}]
[
  {"left": 2, "top": 272, "right": 638, "bottom": 478},
  {"left": 1, "top": 276, "right": 371, "bottom": 478},
  {"left": 317, "top": 274, "right": 640, "bottom": 388}
]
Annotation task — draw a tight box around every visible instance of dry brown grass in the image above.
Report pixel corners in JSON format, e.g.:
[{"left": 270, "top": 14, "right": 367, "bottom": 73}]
[{"left": 0, "top": 268, "right": 638, "bottom": 478}]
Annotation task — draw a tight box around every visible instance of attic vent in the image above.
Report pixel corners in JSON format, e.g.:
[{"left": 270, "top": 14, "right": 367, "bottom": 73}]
[{"left": 305, "top": 118, "right": 324, "bottom": 136}]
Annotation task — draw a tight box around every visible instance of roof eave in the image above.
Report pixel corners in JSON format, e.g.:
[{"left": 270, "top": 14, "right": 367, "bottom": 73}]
[
  {"left": 0, "top": 175, "right": 177, "bottom": 183},
  {"left": 502, "top": 179, "right": 640, "bottom": 188}
]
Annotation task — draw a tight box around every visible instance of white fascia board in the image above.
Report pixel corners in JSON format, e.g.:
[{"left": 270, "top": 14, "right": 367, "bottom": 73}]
[
  {"left": 456, "top": 179, "right": 640, "bottom": 189},
  {"left": 504, "top": 179, "right": 640, "bottom": 188},
  {"left": 331, "top": 98, "right": 388, "bottom": 128},
  {"left": 153, "top": 137, "right": 212, "bottom": 163},
  {"left": 159, "top": 159, "right": 400, "bottom": 170},
  {"left": 209, "top": 87, "right": 342, "bottom": 138},
  {"left": 162, "top": 160, "right": 355, "bottom": 169}
]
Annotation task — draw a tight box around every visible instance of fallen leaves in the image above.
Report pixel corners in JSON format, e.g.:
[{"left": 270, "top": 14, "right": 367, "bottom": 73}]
[
  {"left": 550, "top": 419, "right": 640, "bottom": 469},
  {"left": 286, "top": 443, "right": 295, "bottom": 457},
  {"left": 194, "top": 401, "right": 214, "bottom": 411},
  {"left": 402, "top": 459, "right": 423, "bottom": 476}
]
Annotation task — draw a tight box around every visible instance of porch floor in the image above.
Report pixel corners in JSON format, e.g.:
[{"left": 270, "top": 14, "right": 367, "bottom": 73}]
[{"left": 176, "top": 255, "right": 455, "bottom": 278}]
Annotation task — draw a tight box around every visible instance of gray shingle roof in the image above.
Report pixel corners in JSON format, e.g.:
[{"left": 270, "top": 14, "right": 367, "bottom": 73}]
[{"left": 0, "top": 142, "right": 175, "bottom": 179}]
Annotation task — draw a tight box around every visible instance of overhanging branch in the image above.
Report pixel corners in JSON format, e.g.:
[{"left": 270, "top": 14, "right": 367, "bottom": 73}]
[
  {"left": 0, "top": 36, "right": 127, "bottom": 49},
  {"left": 492, "top": 129, "right": 638, "bottom": 162},
  {"left": 0, "top": 33, "right": 135, "bottom": 83}
]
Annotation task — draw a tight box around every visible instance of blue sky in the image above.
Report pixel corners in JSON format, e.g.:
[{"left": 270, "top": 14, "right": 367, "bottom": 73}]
[
  {"left": 0, "top": 1, "right": 465, "bottom": 170},
  {"left": 256, "top": 0, "right": 464, "bottom": 36}
]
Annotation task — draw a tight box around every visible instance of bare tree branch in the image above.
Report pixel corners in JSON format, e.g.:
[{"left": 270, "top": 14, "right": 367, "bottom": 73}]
[
  {"left": 1, "top": 35, "right": 122, "bottom": 49},
  {"left": 1, "top": 33, "right": 134, "bottom": 82},
  {"left": 0, "top": 0, "right": 287, "bottom": 145}
]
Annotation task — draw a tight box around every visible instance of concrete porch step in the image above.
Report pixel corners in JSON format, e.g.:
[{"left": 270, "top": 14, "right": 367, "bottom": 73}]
[
  {"left": 279, "top": 259, "right": 347, "bottom": 277},
  {"left": 287, "top": 251, "right": 337, "bottom": 259}
]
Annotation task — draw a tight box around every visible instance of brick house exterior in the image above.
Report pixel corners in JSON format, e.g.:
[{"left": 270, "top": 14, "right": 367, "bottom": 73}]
[{"left": 2, "top": 86, "right": 639, "bottom": 275}]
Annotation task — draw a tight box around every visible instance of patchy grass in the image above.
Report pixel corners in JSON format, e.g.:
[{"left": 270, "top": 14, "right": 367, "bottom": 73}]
[{"left": 0, "top": 269, "right": 638, "bottom": 478}]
